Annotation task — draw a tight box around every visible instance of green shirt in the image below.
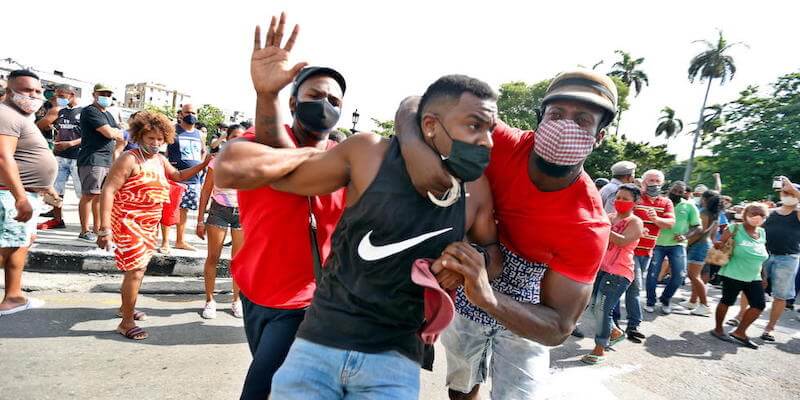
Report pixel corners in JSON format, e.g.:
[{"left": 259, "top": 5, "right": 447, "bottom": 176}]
[
  {"left": 720, "top": 224, "right": 768, "bottom": 282},
  {"left": 656, "top": 200, "right": 701, "bottom": 247}
]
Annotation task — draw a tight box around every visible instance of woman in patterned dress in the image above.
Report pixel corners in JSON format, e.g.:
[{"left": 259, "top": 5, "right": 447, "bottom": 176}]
[{"left": 97, "top": 112, "right": 210, "bottom": 340}]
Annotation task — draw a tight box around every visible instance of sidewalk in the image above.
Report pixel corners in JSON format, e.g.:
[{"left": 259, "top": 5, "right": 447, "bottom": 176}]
[{"left": 27, "top": 182, "right": 231, "bottom": 277}]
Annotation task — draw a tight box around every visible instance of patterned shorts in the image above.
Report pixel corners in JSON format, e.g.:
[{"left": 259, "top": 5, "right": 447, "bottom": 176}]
[
  {"left": 180, "top": 183, "right": 200, "bottom": 210},
  {"left": 0, "top": 191, "right": 41, "bottom": 248},
  {"left": 455, "top": 245, "right": 547, "bottom": 329}
]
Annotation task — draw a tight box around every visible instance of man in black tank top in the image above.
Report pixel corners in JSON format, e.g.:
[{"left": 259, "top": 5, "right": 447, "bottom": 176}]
[{"left": 217, "top": 43, "right": 504, "bottom": 396}]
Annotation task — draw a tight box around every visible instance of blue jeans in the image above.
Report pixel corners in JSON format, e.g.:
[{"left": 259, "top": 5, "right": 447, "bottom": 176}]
[
  {"left": 763, "top": 254, "right": 800, "bottom": 300},
  {"left": 53, "top": 156, "right": 81, "bottom": 198},
  {"left": 612, "top": 255, "right": 650, "bottom": 328},
  {"left": 271, "top": 338, "right": 420, "bottom": 399},
  {"left": 591, "top": 271, "right": 631, "bottom": 347},
  {"left": 646, "top": 245, "right": 687, "bottom": 306}
]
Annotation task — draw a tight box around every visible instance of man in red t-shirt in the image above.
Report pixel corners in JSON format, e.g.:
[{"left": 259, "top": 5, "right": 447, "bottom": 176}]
[
  {"left": 612, "top": 169, "right": 675, "bottom": 342},
  {"left": 397, "top": 69, "right": 614, "bottom": 399},
  {"left": 214, "top": 18, "right": 348, "bottom": 399}
]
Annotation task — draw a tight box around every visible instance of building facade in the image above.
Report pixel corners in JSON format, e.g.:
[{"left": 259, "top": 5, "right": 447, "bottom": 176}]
[{"left": 123, "top": 82, "right": 192, "bottom": 110}]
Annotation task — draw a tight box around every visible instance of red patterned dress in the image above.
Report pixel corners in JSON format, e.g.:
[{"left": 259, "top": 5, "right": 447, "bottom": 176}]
[{"left": 111, "top": 150, "right": 170, "bottom": 271}]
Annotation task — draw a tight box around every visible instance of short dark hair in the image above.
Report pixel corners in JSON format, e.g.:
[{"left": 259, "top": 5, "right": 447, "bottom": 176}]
[
  {"left": 240, "top": 121, "right": 252, "bottom": 129},
  {"left": 618, "top": 183, "right": 642, "bottom": 202},
  {"left": 417, "top": 74, "right": 497, "bottom": 128},
  {"left": 702, "top": 190, "right": 722, "bottom": 217},
  {"left": 8, "top": 69, "right": 39, "bottom": 81},
  {"left": 226, "top": 124, "right": 243, "bottom": 134},
  {"left": 671, "top": 180, "right": 687, "bottom": 190}
]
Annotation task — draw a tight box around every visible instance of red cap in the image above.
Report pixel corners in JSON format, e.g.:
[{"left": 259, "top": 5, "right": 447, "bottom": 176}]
[{"left": 411, "top": 259, "right": 456, "bottom": 344}]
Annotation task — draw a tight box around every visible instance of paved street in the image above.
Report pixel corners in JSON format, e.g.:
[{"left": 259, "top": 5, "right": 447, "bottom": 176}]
[{"left": 2, "top": 272, "right": 799, "bottom": 399}]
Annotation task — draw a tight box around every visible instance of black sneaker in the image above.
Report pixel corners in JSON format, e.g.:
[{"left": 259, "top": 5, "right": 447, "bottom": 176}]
[
  {"left": 626, "top": 327, "right": 645, "bottom": 343},
  {"left": 570, "top": 326, "right": 585, "bottom": 338},
  {"left": 40, "top": 209, "right": 55, "bottom": 218}
]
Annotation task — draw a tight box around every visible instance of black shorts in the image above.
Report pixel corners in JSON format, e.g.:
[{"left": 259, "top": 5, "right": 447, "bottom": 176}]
[
  {"left": 205, "top": 200, "right": 241, "bottom": 229},
  {"left": 720, "top": 276, "right": 766, "bottom": 310}
]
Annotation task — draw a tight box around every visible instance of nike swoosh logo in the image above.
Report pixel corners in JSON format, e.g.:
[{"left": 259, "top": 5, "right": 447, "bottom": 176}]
[{"left": 357, "top": 227, "right": 454, "bottom": 261}]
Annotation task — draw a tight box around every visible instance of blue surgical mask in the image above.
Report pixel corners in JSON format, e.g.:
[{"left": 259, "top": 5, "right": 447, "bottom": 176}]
[
  {"left": 56, "top": 97, "right": 70, "bottom": 107},
  {"left": 97, "top": 96, "right": 112, "bottom": 108}
]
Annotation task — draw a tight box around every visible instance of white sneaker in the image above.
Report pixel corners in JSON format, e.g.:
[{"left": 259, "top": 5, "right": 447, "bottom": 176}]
[
  {"left": 201, "top": 300, "right": 217, "bottom": 319},
  {"left": 644, "top": 305, "right": 655, "bottom": 313},
  {"left": 231, "top": 300, "right": 243, "bottom": 319},
  {"left": 679, "top": 300, "right": 697, "bottom": 310},
  {"left": 691, "top": 304, "right": 712, "bottom": 316},
  {"left": 661, "top": 303, "right": 672, "bottom": 314}
]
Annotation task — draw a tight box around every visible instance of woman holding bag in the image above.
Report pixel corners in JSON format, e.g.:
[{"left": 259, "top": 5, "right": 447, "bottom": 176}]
[
  {"left": 96, "top": 111, "right": 210, "bottom": 340},
  {"left": 711, "top": 203, "right": 770, "bottom": 349}
]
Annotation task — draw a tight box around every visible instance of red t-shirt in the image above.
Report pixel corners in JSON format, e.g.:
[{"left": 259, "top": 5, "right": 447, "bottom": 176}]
[
  {"left": 633, "top": 195, "right": 674, "bottom": 257},
  {"left": 485, "top": 122, "right": 611, "bottom": 284},
  {"left": 231, "top": 127, "right": 346, "bottom": 309}
]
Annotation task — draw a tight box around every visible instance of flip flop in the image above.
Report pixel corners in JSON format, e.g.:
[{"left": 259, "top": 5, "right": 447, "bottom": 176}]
[
  {"left": 118, "top": 326, "right": 148, "bottom": 340},
  {"left": 710, "top": 330, "right": 733, "bottom": 343},
  {"left": 731, "top": 334, "right": 759, "bottom": 349},
  {"left": 116, "top": 310, "right": 147, "bottom": 321},
  {"left": 0, "top": 297, "right": 45, "bottom": 316},
  {"left": 580, "top": 354, "right": 605, "bottom": 365},
  {"left": 760, "top": 332, "right": 776, "bottom": 342},
  {"left": 608, "top": 334, "right": 626, "bottom": 347},
  {"left": 725, "top": 318, "right": 740, "bottom": 327}
]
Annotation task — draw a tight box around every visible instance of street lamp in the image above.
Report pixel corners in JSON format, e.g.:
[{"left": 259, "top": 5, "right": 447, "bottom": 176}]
[{"left": 351, "top": 108, "right": 360, "bottom": 134}]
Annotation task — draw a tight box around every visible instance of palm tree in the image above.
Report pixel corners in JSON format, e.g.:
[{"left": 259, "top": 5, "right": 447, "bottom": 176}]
[
  {"left": 654, "top": 107, "right": 684, "bottom": 139},
  {"left": 688, "top": 104, "right": 724, "bottom": 147},
  {"left": 684, "top": 30, "right": 745, "bottom": 182},
  {"left": 609, "top": 50, "right": 649, "bottom": 133}
]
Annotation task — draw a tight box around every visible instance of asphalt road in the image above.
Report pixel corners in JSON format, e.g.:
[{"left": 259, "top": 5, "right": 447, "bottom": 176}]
[{"left": 1, "top": 272, "right": 799, "bottom": 399}]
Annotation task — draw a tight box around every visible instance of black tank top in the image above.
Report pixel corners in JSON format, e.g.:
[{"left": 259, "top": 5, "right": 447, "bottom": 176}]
[
  {"left": 296, "top": 137, "right": 466, "bottom": 363},
  {"left": 764, "top": 210, "right": 800, "bottom": 255}
]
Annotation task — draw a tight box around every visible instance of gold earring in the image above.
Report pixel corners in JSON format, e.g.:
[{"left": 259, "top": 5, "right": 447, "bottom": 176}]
[{"left": 427, "top": 132, "right": 434, "bottom": 137}]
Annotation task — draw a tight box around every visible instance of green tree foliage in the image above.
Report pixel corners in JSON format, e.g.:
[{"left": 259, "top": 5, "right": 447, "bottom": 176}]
[
  {"left": 710, "top": 72, "right": 800, "bottom": 201},
  {"left": 684, "top": 30, "right": 745, "bottom": 181},
  {"left": 497, "top": 80, "right": 550, "bottom": 131},
  {"left": 609, "top": 50, "right": 649, "bottom": 96},
  {"left": 654, "top": 106, "right": 683, "bottom": 139},
  {"left": 585, "top": 134, "right": 675, "bottom": 179},
  {"left": 197, "top": 104, "right": 225, "bottom": 133},
  {"left": 144, "top": 104, "right": 176, "bottom": 120},
  {"left": 371, "top": 118, "right": 395, "bottom": 138}
]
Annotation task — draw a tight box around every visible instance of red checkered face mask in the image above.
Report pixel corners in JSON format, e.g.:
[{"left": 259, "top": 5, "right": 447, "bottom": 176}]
[{"left": 534, "top": 119, "right": 596, "bottom": 166}]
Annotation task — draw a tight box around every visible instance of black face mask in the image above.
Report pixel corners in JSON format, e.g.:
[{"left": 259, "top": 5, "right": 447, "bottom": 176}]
[
  {"left": 431, "top": 117, "right": 490, "bottom": 182},
  {"left": 182, "top": 114, "right": 198, "bottom": 125},
  {"left": 668, "top": 193, "right": 683, "bottom": 204},
  {"left": 295, "top": 99, "right": 340, "bottom": 133}
]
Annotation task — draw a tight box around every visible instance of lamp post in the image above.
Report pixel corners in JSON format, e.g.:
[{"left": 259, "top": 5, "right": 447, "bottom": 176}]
[{"left": 351, "top": 108, "right": 360, "bottom": 134}]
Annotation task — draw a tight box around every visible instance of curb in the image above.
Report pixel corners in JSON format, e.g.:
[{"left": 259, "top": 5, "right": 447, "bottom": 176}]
[{"left": 25, "top": 245, "right": 230, "bottom": 277}]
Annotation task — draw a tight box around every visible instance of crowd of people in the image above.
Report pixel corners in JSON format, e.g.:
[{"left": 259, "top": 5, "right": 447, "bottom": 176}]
[{"left": 1, "top": 12, "right": 799, "bottom": 400}]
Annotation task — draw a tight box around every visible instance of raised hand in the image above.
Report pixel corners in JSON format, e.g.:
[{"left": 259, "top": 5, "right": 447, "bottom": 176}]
[{"left": 251, "top": 12, "right": 308, "bottom": 95}]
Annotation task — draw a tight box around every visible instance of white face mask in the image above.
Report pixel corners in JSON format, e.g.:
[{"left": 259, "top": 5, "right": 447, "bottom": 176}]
[{"left": 781, "top": 195, "right": 799, "bottom": 207}]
